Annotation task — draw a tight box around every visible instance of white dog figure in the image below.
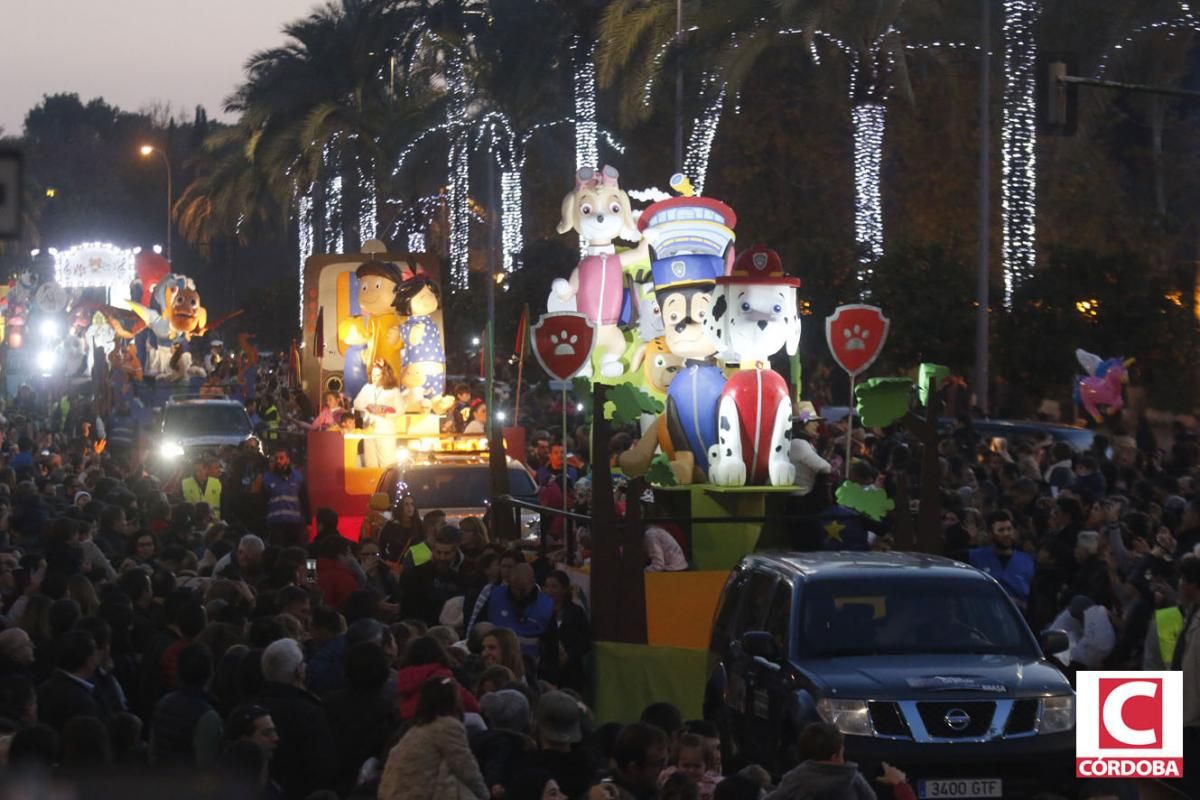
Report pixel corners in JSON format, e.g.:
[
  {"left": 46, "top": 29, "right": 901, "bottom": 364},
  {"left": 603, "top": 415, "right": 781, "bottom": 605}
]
[
  {"left": 551, "top": 166, "right": 648, "bottom": 378},
  {"left": 704, "top": 245, "right": 801, "bottom": 368},
  {"left": 704, "top": 246, "right": 801, "bottom": 487}
]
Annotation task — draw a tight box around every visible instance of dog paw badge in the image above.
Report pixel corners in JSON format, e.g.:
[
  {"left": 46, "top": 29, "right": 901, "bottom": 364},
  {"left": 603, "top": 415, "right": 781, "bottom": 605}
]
[
  {"left": 825, "top": 304, "right": 889, "bottom": 376},
  {"left": 532, "top": 312, "right": 596, "bottom": 380}
]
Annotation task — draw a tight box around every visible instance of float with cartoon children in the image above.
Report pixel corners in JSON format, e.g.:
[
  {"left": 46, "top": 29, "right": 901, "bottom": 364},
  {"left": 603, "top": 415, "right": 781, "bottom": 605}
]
[{"left": 299, "top": 244, "right": 514, "bottom": 539}]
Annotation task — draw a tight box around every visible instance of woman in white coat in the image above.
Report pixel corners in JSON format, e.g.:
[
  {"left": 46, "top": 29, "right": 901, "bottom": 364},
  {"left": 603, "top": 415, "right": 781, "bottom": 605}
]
[{"left": 354, "top": 359, "right": 404, "bottom": 467}]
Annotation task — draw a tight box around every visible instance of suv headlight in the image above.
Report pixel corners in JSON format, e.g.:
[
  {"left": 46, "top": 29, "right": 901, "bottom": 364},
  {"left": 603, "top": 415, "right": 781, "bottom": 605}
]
[
  {"left": 816, "top": 698, "right": 873, "bottom": 736},
  {"left": 1039, "top": 695, "right": 1074, "bottom": 734},
  {"left": 159, "top": 441, "right": 186, "bottom": 460}
]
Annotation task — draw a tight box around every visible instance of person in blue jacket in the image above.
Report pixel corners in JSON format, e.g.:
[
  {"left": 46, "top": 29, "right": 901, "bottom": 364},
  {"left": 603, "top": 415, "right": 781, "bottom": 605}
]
[
  {"left": 969, "top": 510, "right": 1035, "bottom": 611},
  {"left": 486, "top": 562, "right": 553, "bottom": 658}
]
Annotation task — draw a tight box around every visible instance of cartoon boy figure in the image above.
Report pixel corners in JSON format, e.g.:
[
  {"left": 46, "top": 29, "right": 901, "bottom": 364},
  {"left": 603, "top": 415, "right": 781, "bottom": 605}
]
[{"left": 338, "top": 260, "right": 405, "bottom": 398}]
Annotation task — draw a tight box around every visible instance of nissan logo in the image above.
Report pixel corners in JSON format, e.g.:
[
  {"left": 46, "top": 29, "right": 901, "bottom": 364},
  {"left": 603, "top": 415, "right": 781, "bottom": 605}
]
[{"left": 943, "top": 708, "right": 971, "bottom": 731}]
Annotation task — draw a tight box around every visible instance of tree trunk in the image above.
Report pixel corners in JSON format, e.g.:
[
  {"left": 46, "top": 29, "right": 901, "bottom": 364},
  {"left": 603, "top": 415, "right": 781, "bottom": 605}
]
[
  {"left": 590, "top": 383, "right": 648, "bottom": 644},
  {"left": 851, "top": 101, "right": 886, "bottom": 291},
  {"left": 573, "top": 38, "right": 598, "bottom": 172},
  {"left": 1000, "top": 0, "right": 1039, "bottom": 308},
  {"left": 448, "top": 133, "right": 470, "bottom": 289},
  {"left": 500, "top": 169, "right": 523, "bottom": 272}
]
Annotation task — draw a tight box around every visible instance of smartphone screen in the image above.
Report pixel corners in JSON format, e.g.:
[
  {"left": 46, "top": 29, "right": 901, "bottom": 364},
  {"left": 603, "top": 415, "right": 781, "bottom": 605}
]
[{"left": 305, "top": 559, "right": 317, "bottom": 581}]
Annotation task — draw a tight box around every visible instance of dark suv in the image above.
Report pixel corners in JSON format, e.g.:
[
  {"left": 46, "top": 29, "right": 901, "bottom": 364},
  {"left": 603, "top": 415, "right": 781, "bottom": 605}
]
[{"left": 706, "top": 552, "right": 1076, "bottom": 798}]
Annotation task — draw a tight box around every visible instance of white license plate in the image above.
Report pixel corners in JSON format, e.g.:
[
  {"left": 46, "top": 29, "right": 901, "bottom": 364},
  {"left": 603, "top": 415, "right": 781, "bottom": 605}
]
[{"left": 917, "top": 779, "right": 1002, "bottom": 799}]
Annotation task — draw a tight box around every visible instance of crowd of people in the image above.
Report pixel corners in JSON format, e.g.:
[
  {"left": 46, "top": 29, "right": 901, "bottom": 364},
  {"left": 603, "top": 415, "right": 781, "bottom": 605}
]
[{"left": 1, "top": 363, "right": 1198, "bottom": 800}]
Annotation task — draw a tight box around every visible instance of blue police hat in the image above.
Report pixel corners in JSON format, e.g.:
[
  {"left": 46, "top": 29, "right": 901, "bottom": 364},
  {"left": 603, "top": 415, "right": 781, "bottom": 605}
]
[{"left": 651, "top": 254, "right": 724, "bottom": 292}]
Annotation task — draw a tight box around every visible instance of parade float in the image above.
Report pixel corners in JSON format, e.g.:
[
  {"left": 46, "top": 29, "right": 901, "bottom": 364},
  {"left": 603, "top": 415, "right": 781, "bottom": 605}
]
[{"left": 299, "top": 244, "right": 508, "bottom": 539}]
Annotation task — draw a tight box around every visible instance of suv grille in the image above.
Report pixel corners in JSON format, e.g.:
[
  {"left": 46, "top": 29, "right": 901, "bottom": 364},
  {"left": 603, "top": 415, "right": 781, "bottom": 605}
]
[
  {"left": 1004, "top": 698, "right": 1039, "bottom": 736},
  {"left": 868, "top": 702, "right": 910, "bottom": 737},
  {"left": 917, "top": 701, "right": 995, "bottom": 738}
]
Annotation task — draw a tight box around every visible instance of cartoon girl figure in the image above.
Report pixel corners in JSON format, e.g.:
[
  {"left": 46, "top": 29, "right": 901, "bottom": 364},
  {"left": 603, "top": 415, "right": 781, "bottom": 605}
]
[{"left": 395, "top": 276, "right": 446, "bottom": 403}]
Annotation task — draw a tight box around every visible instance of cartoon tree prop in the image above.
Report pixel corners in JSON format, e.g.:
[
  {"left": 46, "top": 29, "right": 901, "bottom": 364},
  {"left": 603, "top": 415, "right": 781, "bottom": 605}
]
[
  {"left": 853, "top": 364, "right": 948, "bottom": 554},
  {"left": 835, "top": 482, "right": 895, "bottom": 522}
]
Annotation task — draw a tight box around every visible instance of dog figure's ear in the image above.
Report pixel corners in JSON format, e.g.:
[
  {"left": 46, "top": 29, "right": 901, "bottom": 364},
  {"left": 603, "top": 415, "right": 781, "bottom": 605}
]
[
  {"left": 785, "top": 299, "right": 802, "bottom": 356},
  {"left": 557, "top": 189, "right": 579, "bottom": 235},
  {"left": 617, "top": 191, "right": 641, "bottom": 243}
]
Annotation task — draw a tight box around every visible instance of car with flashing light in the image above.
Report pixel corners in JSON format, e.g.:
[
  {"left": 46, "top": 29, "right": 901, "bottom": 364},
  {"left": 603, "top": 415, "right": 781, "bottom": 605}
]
[
  {"left": 374, "top": 452, "right": 541, "bottom": 540},
  {"left": 154, "top": 397, "right": 257, "bottom": 466},
  {"left": 705, "top": 552, "right": 1076, "bottom": 799}
]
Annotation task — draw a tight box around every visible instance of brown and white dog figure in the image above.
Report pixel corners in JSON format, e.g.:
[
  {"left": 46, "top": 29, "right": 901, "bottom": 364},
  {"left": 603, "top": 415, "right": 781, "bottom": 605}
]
[{"left": 551, "top": 166, "right": 648, "bottom": 378}]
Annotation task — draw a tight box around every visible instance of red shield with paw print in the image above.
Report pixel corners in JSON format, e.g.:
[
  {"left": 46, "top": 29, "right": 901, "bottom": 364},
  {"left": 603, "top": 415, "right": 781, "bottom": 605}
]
[
  {"left": 532, "top": 312, "right": 596, "bottom": 381},
  {"left": 825, "top": 304, "right": 890, "bottom": 377}
]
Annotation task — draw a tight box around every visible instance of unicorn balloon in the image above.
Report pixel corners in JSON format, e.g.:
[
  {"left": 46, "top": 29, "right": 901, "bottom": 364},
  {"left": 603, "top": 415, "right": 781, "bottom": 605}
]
[{"left": 1074, "top": 349, "right": 1133, "bottom": 422}]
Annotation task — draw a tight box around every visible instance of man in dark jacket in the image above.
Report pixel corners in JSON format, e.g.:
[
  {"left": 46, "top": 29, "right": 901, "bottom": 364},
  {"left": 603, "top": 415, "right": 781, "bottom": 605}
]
[
  {"left": 765, "top": 722, "right": 914, "bottom": 800},
  {"left": 36, "top": 629, "right": 101, "bottom": 732},
  {"left": 151, "top": 642, "right": 223, "bottom": 768},
  {"left": 254, "top": 637, "right": 338, "bottom": 800},
  {"left": 400, "top": 526, "right": 468, "bottom": 626},
  {"left": 472, "top": 689, "right": 533, "bottom": 795},
  {"left": 323, "top": 641, "right": 397, "bottom": 795}
]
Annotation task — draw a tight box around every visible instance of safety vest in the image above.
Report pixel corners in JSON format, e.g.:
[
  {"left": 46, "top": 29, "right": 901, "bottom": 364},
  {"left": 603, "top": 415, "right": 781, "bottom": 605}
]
[
  {"left": 1156, "top": 606, "right": 1185, "bottom": 667},
  {"left": 263, "top": 404, "right": 281, "bottom": 441},
  {"left": 109, "top": 415, "right": 135, "bottom": 447},
  {"left": 181, "top": 476, "right": 222, "bottom": 517},
  {"left": 263, "top": 468, "right": 304, "bottom": 525}
]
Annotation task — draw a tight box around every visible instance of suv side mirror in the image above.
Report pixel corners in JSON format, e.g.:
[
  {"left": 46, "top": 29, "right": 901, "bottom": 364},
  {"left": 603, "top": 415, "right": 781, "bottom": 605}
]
[
  {"left": 742, "top": 631, "right": 779, "bottom": 661},
  {"left": 1039, "top": 629, "right": 1070, "bottom": 656}
]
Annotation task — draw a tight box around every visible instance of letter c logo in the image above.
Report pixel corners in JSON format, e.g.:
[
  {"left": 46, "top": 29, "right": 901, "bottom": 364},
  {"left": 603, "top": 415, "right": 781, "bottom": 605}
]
[{"left": 1102, "top": 680, "right": 1158, "bottom": 746}]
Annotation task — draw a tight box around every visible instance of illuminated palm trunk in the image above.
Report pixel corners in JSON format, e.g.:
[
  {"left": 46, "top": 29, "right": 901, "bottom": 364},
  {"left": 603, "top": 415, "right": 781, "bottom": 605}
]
[
  {"left": 574, "top": 39, "right": 598, "bottom": 172},
  {"left": 852, "top": 101, "right": 886, "bottom": 289},
  {"left": 501, "top": 168, "right": 523, "bottom": 272},
  {"left": 1001, "top": 0, "right": 1038, "bottom": 308}
]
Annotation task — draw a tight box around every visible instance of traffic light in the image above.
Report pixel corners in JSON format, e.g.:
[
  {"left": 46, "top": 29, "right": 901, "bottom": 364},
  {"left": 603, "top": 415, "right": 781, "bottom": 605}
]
[{"left": 1039, "top": 55, "right": 1078, "bottom": 136}]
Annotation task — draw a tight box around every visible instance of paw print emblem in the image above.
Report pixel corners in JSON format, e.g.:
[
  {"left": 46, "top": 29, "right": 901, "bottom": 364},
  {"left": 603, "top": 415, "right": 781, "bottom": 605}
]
[
  {"left": 842, "top": 323, "right": 870, "bottom": 351},
  {"left": 550, "top": 330, "right": 579, "bottom": 356}
]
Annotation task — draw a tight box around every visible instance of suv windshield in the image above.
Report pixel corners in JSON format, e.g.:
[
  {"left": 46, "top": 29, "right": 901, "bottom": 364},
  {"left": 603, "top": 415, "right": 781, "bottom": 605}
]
[
  {"left": 162, "top": 404, "right": 252, "bottom": 438},
  {"left": 799, "top": 576, "right": 1036, "bottom": 658},
  {"left": 385, "top": 465, "right": 536, "bottom": 508}
]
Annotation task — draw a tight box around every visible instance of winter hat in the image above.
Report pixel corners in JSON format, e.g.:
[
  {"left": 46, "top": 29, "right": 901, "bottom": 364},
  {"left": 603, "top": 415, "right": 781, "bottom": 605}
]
[
  {"left": 480, "top": 689, "right": 530, "bottom": 733},
  {"left": 535, "top": 690, "right": 583, "bottom": 744}
]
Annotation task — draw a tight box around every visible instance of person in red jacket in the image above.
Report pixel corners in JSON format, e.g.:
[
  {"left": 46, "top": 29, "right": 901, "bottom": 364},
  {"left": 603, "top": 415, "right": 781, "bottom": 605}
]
[
  {"left": 315, "top": 536, "right": 362, "bottom": 610},
  {"left": 394, "top": 636, "right": 479, "bottom": 721}
]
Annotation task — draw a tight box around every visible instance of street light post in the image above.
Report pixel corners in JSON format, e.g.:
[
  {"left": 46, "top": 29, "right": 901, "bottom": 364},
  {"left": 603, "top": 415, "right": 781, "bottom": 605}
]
[{"left": 139, "top": 145, "right": 173, "bottom": 263}]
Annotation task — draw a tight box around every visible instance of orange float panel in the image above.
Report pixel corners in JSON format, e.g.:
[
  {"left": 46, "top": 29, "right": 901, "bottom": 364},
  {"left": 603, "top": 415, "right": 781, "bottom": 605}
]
[{"left": 644, "top": 570, "right": 729, "bottom": 651}]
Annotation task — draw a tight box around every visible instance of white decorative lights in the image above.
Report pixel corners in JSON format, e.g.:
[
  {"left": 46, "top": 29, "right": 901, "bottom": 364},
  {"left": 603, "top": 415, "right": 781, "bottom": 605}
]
[
  {"left": 683, "top": 81, "right": 726, "bottom": 197},
  {"left": 1001, "top": 0, "right": 1038, "bottom": 309},
  {"left": 53, "top": 243, "right": 136, "bottom": 297},
  {"left": 852, "top": 103, "right": 886, "bottom": 285},
  {"left": 574, "top": 38, "right": 599, "bottom": 176},
  {"left": 298, "top": 191, "right": 314, "bottom": 327}
]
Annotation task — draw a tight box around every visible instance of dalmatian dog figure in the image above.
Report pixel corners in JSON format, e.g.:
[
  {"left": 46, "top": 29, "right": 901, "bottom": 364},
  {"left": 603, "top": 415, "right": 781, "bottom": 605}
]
[
  {"left": 705, "top": 246, "right": 801, "bottom": 487},
  {"left": 704, "top": 245, "right": 801, "bottom": 368}
]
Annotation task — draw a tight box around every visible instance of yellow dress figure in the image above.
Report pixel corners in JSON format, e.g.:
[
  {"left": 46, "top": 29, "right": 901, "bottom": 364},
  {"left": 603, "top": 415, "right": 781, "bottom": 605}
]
[{"left": 338, "top": 260, "right": 405, "bottom": 398}]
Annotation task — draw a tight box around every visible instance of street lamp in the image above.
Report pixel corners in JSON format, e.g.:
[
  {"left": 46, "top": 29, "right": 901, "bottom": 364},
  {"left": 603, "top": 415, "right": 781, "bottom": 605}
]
[{"left": 138, "top": 144, "right": 173, "bottom": 262}]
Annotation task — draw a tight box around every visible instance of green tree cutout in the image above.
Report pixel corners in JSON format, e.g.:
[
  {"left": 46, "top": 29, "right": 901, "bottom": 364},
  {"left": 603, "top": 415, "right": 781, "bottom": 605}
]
[
  {"left": 854, "top": 378, "right": 914, "bottom": 427},
  {"left": 646, "top": 454, "right": 678, "bottom": 487},
  {"left": 835, "top": 482, "right": 895, "bottom": 522}
]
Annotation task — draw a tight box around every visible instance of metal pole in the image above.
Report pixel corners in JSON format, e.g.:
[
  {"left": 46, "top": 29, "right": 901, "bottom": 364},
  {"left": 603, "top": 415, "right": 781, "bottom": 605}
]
[
  {"left": 974, "top": 0, "right": 991, "bottom": 416},
  {"left": 845, "top": 374, "right": 855, "bottom": 478},
  {"left": 674, "top": 0, "right": 684, "bottom": 173},
  {"left": 561, "top": 384, "right": 568, "bottom": 522}
]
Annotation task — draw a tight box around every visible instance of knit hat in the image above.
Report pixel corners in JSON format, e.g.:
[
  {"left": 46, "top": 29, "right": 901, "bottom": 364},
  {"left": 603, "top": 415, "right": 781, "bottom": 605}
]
[
  {"left": 535, "top": 690, "right": 583, "bottom": 744},
  {"left": 480, "top": 689, "right": 530, "bottom": 733}
]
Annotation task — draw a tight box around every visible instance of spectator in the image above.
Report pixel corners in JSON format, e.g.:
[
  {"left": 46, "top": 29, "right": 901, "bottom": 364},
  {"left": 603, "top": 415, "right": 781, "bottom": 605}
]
[
  {"left": 659, "top": 733, "right": 722, "bottom": 800},
  {"left": 325, "top": 641, "right": 399, "bottom": 795},
  {"left": 315, "top": 535, "right": 362, "bottom": 610},
  {"left": 537, "top": 444, "right": 579, "bottom": 487},
  {"left": 400, "top": 526, "right": 468, "bottom": 626},
  {"left": 486, "top": 562, "right": 553, "bottom": 658},
  {"left": 378, "top": 676, "right": 489, "bottom": 800},
  {"left": 968, "top": 510, "right": 1035, "bottom": 610},
  {"left": 36, "top": 628, "right": 101, "bottom": 732},
  {"left": 396, "top": 635, "right": 480, "bottom": 720},
  {"left": 644, "top": 526, "right": 688, "bottom": 573},
  {"left": 766, "top": 722, "right": 914, "bottom": 800},
  {"left": 262, "top": 449, "right": 311, "bottom": 548},
  {"left": 150, "top": 642, "right": 223, "bottom": 768},
  {"left": 611, "top": 722, "right": 670, "bottom": 800},
  {"left": 540, "top": 570, "right": 591, "bottom": 692},
  {"left": 472, "top": 688, "right": 533, "bottom": 795},
  {"left": 254, "top": 638, "right": 338, "bottom": 799},
  {"left": 524, "top": 690, "right": 596, "bottom": 799}
]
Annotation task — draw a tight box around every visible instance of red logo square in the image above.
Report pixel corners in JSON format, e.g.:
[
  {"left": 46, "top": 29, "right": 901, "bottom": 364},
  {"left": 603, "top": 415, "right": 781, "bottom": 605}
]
[{"left": 1097, "top": 677, "right": 1163, "bottom": 750}]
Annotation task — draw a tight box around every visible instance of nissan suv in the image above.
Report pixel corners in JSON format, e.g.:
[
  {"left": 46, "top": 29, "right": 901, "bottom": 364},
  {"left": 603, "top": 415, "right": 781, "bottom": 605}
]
[
  {"left": 154, "top": 397, "right": 256, "bottom": 466},
  {"left": 706, "top": 552, "right": 1076, "bottom": 798}
]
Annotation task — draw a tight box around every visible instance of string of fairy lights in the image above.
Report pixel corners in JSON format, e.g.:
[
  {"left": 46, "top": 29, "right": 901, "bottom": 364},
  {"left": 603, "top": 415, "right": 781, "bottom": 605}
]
[
  {"left": 1000, "top": 0, "right": 1038, "bottom": 310},
  {"left": 852, "top": 103, "right": 886, "bottom": 287}
]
